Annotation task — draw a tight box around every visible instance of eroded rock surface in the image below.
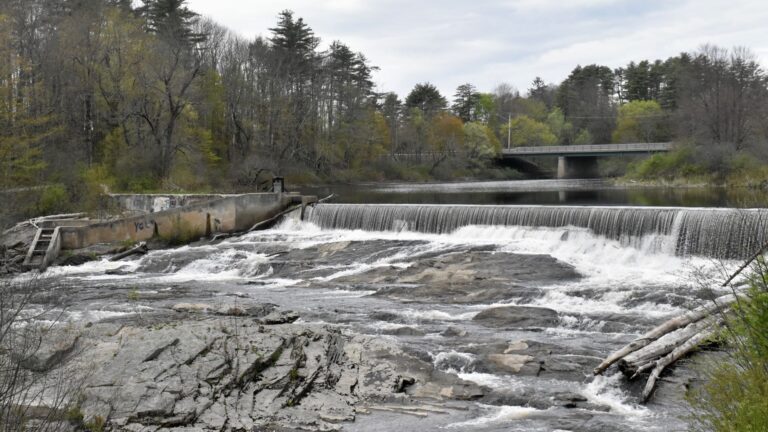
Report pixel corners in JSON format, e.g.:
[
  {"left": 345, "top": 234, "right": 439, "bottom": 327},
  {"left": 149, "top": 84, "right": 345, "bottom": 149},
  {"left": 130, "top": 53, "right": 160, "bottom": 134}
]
[
  {"left": 72, "top": 315, "right": 482, "bottom": 431},
  {"left": 327, "top": 248, "right": 581, "bottom": 304}
]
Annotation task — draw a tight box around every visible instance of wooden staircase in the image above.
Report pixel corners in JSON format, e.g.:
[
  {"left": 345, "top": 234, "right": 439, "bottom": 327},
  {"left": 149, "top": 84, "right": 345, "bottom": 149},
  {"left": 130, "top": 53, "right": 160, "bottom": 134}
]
[{"left": 23, "top": 226, "right": 61, "bottom": 271}]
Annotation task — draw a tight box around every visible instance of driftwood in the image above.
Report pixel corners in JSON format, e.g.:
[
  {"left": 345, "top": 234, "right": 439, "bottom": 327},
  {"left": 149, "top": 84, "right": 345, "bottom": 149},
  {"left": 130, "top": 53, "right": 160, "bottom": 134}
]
[
  {"left": 591, "top": 237, "right": 768, "bottom": 403},
  {"left": 641, "top": 321, "right": 721, "bottom": 402},
  {"left": 593, "top": 293, "right": 738, "bottom": 375},
  {"left": 248, "top": 204, "right": 302, "bottom": 232},
  {"left": 110, "top": 242, "right": 148, "bottom": 261},
  {"left": 210, "top": 233, "right": 234, "bottom": 242},
  {"left": 619, "top": 316, "right": 719, "bottom": 378},
  {"left": 316, "top": 194, "right": 335, "bottom": 204}
]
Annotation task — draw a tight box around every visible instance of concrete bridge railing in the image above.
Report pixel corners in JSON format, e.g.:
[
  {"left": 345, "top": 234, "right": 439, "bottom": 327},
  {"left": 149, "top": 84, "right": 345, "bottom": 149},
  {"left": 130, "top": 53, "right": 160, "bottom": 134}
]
[
  {"left": 502, "top": 142, "right": 673, "bottom": 157},
  {"left": 502, "top": 142, "right": 673, "bottom": 179}
]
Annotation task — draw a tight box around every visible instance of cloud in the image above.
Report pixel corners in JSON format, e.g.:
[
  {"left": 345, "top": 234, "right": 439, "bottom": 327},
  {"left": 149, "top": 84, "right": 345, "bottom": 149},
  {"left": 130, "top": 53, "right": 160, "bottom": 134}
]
[
  {"left": 502, "top": 0, "right": 624, "bottom": 12},
  {"left": 186, "top": 0, "right": 768, "bottom": 97}
]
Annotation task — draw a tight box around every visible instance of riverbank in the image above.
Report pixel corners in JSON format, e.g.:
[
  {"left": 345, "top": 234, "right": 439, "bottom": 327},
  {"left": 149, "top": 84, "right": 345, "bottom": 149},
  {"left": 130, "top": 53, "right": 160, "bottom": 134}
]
[
  {"left": 299, "top": 179, "right": 768, "bottom": 208},
  {"left": 283, "top": 162, "right": 524, "bottom": 187}
]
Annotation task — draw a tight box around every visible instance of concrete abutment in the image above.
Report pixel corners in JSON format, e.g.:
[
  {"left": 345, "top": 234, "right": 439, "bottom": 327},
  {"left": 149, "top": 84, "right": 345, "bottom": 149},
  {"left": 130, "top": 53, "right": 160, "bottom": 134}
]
[{"left": 557, "top": 156, "right": 599, "bottom": 179}]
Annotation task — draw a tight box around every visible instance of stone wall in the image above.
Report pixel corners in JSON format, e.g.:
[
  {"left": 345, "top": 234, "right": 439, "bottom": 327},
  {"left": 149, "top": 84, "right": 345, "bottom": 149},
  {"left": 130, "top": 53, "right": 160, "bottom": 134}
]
[{"left": 60, "top": 193, "right": 306, "bottom": 249}]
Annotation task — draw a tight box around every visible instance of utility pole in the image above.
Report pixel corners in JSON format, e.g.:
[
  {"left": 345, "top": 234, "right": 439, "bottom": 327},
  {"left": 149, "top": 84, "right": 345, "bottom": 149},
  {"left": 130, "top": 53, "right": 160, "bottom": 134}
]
[{"left": 507, "top": 113, "right": 512, "bottom": 149}]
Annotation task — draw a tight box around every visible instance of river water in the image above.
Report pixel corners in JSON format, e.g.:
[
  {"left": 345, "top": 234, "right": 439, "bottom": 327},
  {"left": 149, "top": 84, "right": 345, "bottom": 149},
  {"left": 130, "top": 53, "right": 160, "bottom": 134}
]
[{"left": 46, "top": 180, "right": 768, "bottom": 431}]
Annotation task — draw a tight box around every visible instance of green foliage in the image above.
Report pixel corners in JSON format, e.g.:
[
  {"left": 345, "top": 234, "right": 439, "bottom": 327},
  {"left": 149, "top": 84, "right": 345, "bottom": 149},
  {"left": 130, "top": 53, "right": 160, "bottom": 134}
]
[
  {"left": 0, "top": 16, "right": 58, "bottom": 188},
  {"left": 64, "top": 407, "right": 85, "bottom": 424},
  {"left": 429, "top": 113, "right": 465, "bottom": 154},
  {"left": 1, "top": 2, "right": 767, "bottom": 193},
  {"left": 137, "top": 0, "right": 204, "bottom": 44},
  {"left": 100, "top": 127, "right": 160, "bottom": 192},
  {"left": 405, "top": 83, "right": 447, "bottom": 117},
  {"left": 557, "top": 64, "right": 616, "bottom": 143},
  {"left": 463, "top": 122, "right": 500, "bottom": 160},
  {"left": 36, "top": 184, "right": 71, "bottom": 215},
  {"left": 367, "top": 161, "right": 432, "bottom": 182},
  {"left": 503, "top": 115, "right": 557, "bottom": 147},
  {"left": 85, "top": 415, "right": 106, "bottom": 432},
  {"left": 612, "top": 100, "right": 666, "bottom": 143},
  {"left": 127, "top": 288, "right": 140, "bottom": 302},
  {"left": 269, "top": 9, "right": 319, "bottom": 58},
  {"left": 77, "top": 165, "right": 113, "bottom": 214},
  {"left": 545, "top": 108, "right": 574, "bottom": 145},
  {"left": 573, "top": 129, "right": 594, "bottom": 145},
  {"left": 197, "top": 72, "right": 228, "bottom": 176},
  {"left": 452, "top": 83, "right": 481, "bottom": 122},
  {"left": 626, "top": 147, "right": 705, "bottom": 180},
  {"left": 476, "top": 93, "right": 495, "bottom": 123},
  {"left": 688, "top": 266, "right": 768, "bottom": 432},
  {"left": 726, "top": 154, "right": 768, "bottom": 188}
]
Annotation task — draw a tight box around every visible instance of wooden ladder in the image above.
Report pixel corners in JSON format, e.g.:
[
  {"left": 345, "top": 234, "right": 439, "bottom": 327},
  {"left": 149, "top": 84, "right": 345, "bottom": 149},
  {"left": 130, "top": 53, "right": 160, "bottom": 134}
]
[{"left": 23, "top": 227, "right": 60, "bottom": 271}]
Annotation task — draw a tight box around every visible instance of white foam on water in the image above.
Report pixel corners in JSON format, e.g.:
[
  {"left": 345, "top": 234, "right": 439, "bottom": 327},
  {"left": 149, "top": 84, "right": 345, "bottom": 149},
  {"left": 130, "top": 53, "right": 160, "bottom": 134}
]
[
  {"left": 242, "top": 278, "right": 303, "bottom": 291},
  {"left": 528, "top": 289, "right": 685, "bottom": 318},
  {"left": 366, "top": 321, "right": 411, "bottom": 330},
  {"left": 264, "top": 220, "right": 734, "bottom": 288},
  {"left": 451, "top": 224, "right": 724, "bottom": 286},
  {"left": 151, "top": 249, "right": 271, "bottom": 282},
  {"left": 254, "top": 221, "right": 733, "bottom": 322},
  {"left": 582, "top": 373, "right": 650, "bottom": 417},
  {"left": 432, "top": 350, "right": 477, "bottom": 373},
  {"left": 445, "top": 404, "right": 546, "bottom": 429},
  {"left": 40, "top": 258, "right": 140, "bottom": 278},
  {"left": 393, "top": 308, "right": 479, "bottom": 322},
  {"left": 66, "top": 309, "right": 139, "bottom": 323},
  {"left": 318, "top": 289, "right": 377, "bottom": 298}
]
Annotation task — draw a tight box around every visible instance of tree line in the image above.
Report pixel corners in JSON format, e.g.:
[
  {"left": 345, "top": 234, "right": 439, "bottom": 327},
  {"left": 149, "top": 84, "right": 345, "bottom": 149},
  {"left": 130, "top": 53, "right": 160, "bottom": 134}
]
[{"left": 0, "top": 0, "right": 767, "bottom": 210}]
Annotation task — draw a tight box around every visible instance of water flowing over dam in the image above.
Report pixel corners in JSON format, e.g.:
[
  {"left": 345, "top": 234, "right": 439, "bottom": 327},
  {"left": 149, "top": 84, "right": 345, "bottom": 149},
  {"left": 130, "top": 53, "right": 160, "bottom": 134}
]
[
  {"left": 38, "top": 189, "right": 759, "bottom": 431},
  {"left": 307, "top": 204, "right": 768, "bottom": 259}
]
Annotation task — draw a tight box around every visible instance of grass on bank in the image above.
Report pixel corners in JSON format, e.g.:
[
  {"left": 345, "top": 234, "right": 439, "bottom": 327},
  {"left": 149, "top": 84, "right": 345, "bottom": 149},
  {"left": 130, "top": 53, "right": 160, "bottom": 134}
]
[
  {"left": 623, "top": 145, "right": 768, "bottom": 188},
  {"left": 688, "top": 262, "right": 768, "bottom": 431}
]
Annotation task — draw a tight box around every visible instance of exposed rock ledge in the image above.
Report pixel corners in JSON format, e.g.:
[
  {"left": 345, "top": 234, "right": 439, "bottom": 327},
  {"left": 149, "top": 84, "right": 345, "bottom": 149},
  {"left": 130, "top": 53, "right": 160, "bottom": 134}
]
[{"left": 42, "top": 309, "right": 482, "bottom": 431}]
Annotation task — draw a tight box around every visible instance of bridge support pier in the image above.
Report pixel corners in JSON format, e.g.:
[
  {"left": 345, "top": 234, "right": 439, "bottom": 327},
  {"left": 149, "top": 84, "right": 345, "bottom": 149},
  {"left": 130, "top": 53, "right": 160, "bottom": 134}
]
[{"left": 557, "top": 156, "right": 599, "bottom": 179}]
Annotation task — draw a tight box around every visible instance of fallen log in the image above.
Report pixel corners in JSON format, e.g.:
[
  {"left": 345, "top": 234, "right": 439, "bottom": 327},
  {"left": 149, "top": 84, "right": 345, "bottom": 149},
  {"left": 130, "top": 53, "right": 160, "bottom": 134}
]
[
  {"left": 316, "top": 194, "right": 335, "bottom": 204},
  {"left": 210, "top": 233, "right": 235, "bottom": 242},
  {"left": 596, "top": 237, "right": 768, "bottom": 376},
  {"left": 110, "top": 242, "right": 148, "bottom": 261},
  {"left": 593, "top": 293, "right": 738, "bottom": 375},
  {"left": 248, "top": 204, "right": 302, "bottom": 232},
  {"left": 589, "top": 238, "right": 768, "bottom": 403},
  {"left": 641, "top": 320, "right": 722, "bottom": 402},
  {"left": 618, "top": 316, "right": 718, "bottom": 378}
]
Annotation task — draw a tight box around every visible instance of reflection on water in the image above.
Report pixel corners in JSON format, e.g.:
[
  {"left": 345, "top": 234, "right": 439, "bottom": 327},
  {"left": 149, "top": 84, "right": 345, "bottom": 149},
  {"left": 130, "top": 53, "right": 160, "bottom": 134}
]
[{"left": 300, "top": 179, "right": 768, "bottom": 208}]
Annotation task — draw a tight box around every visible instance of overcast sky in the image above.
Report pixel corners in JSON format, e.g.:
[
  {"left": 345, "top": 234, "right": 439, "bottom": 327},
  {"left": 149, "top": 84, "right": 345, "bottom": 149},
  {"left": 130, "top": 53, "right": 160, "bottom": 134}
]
[{"left": 186, "top": 0, "right": 768, "bottom": 98}]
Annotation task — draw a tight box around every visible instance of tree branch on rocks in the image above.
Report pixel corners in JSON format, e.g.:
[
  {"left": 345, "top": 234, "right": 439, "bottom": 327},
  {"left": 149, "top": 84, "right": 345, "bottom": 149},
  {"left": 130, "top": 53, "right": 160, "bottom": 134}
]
[{"left": 0, "top": 276, "right": 84, "bottom": 432}]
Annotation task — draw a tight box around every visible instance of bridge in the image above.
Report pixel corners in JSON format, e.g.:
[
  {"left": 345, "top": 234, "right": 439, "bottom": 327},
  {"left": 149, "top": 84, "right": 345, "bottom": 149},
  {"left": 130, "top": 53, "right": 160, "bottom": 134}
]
[{"left": 501, "top": 142, "right": 673, "bottom": 179}]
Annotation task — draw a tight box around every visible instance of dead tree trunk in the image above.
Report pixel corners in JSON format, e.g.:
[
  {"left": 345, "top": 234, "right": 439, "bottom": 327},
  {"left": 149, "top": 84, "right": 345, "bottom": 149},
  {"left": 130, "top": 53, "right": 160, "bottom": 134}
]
[{"left": 593, "top": 293, "right": 739, "bottom": 375}]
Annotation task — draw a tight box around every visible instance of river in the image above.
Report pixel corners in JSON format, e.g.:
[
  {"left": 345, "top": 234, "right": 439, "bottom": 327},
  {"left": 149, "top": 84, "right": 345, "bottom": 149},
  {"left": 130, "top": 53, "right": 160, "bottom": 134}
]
[{"left": 46, "top": 180, "right": 766, "bottom": 431}]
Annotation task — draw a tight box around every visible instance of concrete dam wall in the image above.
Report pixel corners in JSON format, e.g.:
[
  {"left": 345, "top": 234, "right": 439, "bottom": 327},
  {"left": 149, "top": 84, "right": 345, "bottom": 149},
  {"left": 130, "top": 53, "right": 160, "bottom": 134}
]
[
  {"left": 110, "top": 194, "right": 234, "bottom": 214},
  {"left": 60, "top": 193, "right": 310, "bottom": 250}
]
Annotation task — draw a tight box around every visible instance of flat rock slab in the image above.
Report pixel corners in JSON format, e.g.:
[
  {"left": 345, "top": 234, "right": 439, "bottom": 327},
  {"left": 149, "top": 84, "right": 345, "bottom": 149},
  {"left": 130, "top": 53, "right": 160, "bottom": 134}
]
[{"left": 472, "top": 305, "right": 559, "bottom": 329}]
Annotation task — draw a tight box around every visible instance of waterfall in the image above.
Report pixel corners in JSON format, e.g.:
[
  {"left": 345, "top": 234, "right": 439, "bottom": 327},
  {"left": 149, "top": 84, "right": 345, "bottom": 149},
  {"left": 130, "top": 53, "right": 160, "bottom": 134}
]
[{"left": 306, "top": 204, "right": 768, "bottom": 259}]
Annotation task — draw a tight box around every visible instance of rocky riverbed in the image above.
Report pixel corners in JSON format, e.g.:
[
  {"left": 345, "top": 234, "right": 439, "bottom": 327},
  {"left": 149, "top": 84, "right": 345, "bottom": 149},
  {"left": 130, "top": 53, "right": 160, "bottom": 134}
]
[{"left": 9, "top": 215, "right": 733, "bottom": 431}]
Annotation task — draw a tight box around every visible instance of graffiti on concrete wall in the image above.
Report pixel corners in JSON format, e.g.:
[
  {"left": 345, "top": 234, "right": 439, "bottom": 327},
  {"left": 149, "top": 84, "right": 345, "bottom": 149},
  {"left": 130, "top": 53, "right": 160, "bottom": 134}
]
[{"left": 134, "top": 219, "right": 156, "bottom": 233}]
